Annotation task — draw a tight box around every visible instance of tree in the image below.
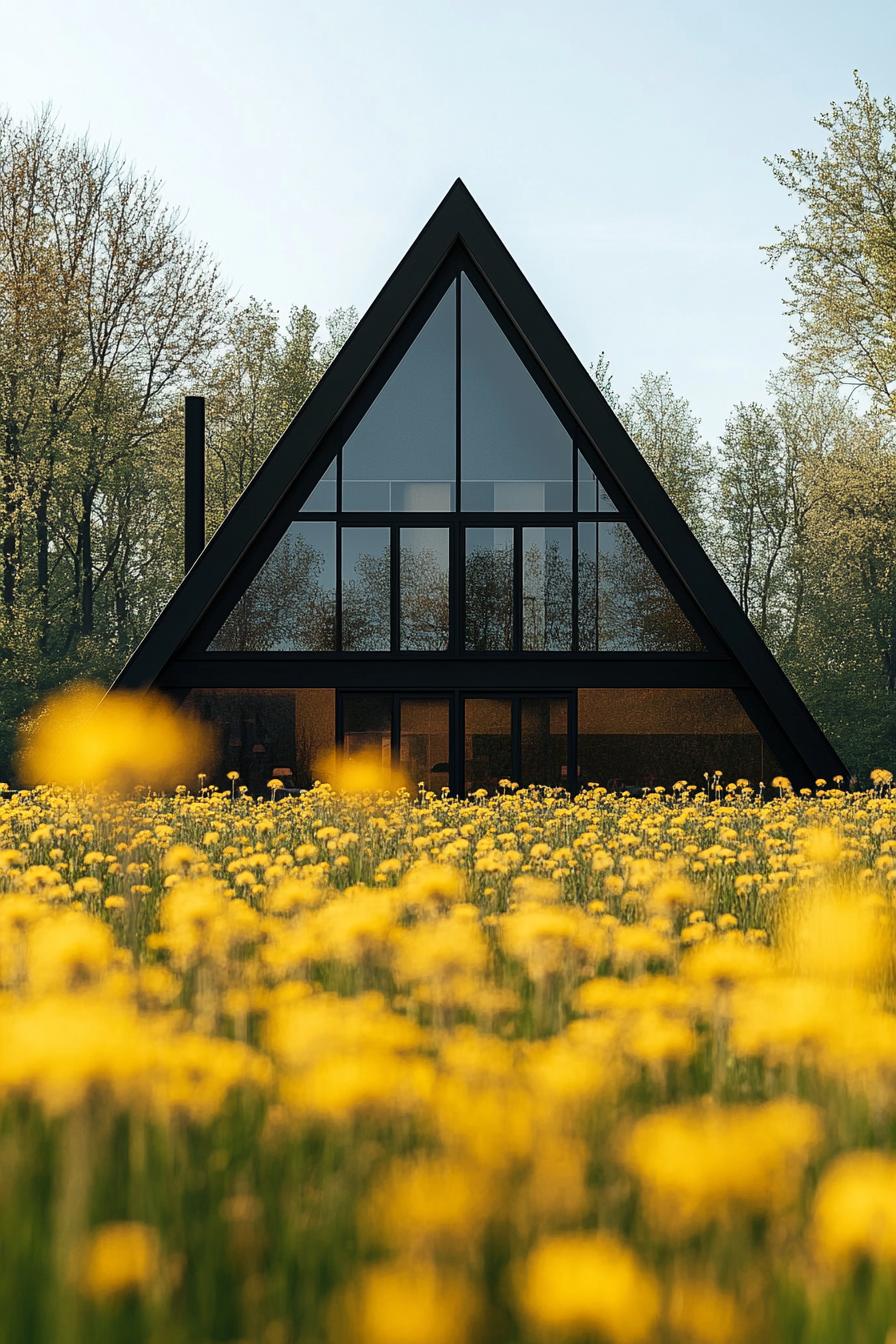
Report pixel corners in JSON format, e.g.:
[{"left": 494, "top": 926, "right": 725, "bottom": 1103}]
[
  {"left": 0, "top": 109, "right": 226, "bottom": 764},
  {"left": 765, "top": 73, "right": 896, "bottom": 410},
  {"left": 591, "top": 352, "right": 617, "bottom": 409},
  {"left": 619, "top": 371, "right": 712, "bottom": 541},
  {"left": 716, "top": 402, "right": 792, "bottom": 643},
  {"left": 205, "top": 302, "right": 357, "bottom": 531}
]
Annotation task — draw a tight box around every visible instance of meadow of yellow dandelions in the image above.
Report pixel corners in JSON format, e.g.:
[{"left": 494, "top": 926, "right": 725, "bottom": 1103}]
[{"left": 2, "top": 757, "right": 896, "bottom": 1341}]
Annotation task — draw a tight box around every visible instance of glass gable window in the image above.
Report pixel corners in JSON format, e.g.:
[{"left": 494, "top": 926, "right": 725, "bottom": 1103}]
[
  {"left": 460, "top": 274, "right": 572, "bottom": 511},
  {"left": 400, "top": 527, "right": 450, "bottom": 651},
  {"left": 522, "top": 526, "right": 572, "bottom": 651},
  {"left": 204, "top": 267, "right": 699, "bottom": 662},
  {"left": 342, "top": 527, "right": 390, "bottom": 651},
  {"left": 465, "top": 527, "right": 514, "bottom": 651},
  {"left": 208, "top": 522, "right": 336, "bottom": 652},
  {"left": 342, "top": 284, "right": 456, "bottom": 512}
]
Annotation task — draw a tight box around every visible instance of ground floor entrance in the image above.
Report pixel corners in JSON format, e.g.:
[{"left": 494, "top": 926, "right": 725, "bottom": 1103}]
[
  {"left": 179, "top": 685, "right": 777, "bottom": 796},
  {"left": 339, "top": 691, "right": 571, "bottom": 794}
]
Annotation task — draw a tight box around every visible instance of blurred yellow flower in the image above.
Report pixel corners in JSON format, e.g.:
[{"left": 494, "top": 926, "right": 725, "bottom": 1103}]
[
  {"left": 666, "top": 1277, "right": 743, "bottom": 1343},
  {"left": 812, "top": 1150, "right": 896, "bottom": 1272},
  {"left": 17, "top": 682, "right": 213, "bottom": 791},
  {"left": 78, "top": 1222, "right": 160, "bottom": 1300},
  {"left": 328, "top": 1259, "right": 479, "bottom": 1344},
  {"left": 623, "top": 1098, "right": 822, "bottom": 1231},
  {"left": 517, "top": 1230, "right": 660, "bottom": 1343},
  {"left": 313, "top": 746, "right": 409, "bottom": 794}
]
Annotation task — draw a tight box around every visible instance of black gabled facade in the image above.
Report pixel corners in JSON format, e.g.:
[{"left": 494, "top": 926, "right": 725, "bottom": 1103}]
[{"left": 113, "top": 181, "right": 847, "bottom": 794}]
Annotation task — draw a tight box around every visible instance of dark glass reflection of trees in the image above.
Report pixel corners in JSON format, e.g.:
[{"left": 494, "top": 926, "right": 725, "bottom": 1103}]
[
  {"left": 342, "top": 543, "right": 391, "bottom": 651},
  {"left": 598, "top": 524, "right": 701, "bottom": 652},
  {"left": 400, "top": 544, "right": 450, "bottom": 651},
  {"left": 210, "top": 527, "right": 336, "bottom": 652},
  {"left": 465, "top": 536, "right": 514, "bottom": 651},
  {"left": 523, "top": 534, "right": 572, "bottom": 651}
]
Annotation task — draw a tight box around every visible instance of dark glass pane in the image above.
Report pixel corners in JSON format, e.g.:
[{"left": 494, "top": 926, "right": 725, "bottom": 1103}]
[
  {"left": 465, "top": 527, "right": 514, "bottom": 651},
  {"left": 577, "top": 449, "right": 616, "bottom": 512},
  {"left": 343, "top": 693, "right": 392, "bottom": 761},
  {"left": 577, "top": 689, "right": 774, "bottom": 790},
  {"left": 294, "top": 688, "right": 336, "bottom": 787},
  {"left": 300, "top": 457, "right": 337, "bottom": 512},
  {"left": 182, "top": 688, "right": 336, "bottom": 793},
  {"left": 342, "top": 527, "right": 391, "bottom": 651},
  {"left": 522, "top": 527, "right": 572, "bottom": 651},
  {"left": 400, "top": 528, "right": 450, "bottom": 651},
  {"left": 342, "top": 284, "right": 456, "bottom": 512},
  {"left": 520, "top": 696, "right": 568, "bottom": 787},
  {"left": 577, "top": 522, "right": 597, "bottom": 652},
  {"left": 464, "top": 698, "right": 512, "bottom": 793},
  {"left": 460, "top": 273, "right": 572, "bottom": 511},
  {"left": 598, "top": 521, "right": 702, "bottom": 651},
  {"left": 208, "top": 522, "right": 336, "bottom": 651},
  {"left": 400, "top": 698, "right": 450, "bottom": 793}
]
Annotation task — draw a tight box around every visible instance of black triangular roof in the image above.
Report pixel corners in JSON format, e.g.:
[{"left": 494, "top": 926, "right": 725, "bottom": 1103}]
[{"left": 114, "top": 179, "right": 847, "bottom": 783}]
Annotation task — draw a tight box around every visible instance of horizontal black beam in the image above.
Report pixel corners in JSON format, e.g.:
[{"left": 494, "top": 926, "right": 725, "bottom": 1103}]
[{"left": 158, "top": 655, "right": 747, "bottom": 691}]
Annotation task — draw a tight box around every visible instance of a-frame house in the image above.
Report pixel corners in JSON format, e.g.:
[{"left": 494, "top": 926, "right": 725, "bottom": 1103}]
[{"left": 113, "top": 180, "right": 847, "bottom": 794}]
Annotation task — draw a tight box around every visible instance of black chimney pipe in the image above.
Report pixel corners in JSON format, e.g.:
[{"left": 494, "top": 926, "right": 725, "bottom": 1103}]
[{"left": 184, "top": 395, "right": 205, "bottom": 572}]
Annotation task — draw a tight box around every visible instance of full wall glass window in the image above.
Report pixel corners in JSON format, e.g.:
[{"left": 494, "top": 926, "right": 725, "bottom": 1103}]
[
  {"left": 342, "top": 284, "right": 456, "bottom": 512},
  {"left": 400, "top": 528, "right": 450, "bottom": 651},
  {"left": 465, "top": 527, "right": 514, "bottom": 651},
  {"left": 342, "top": 527, "right": 390, "bottom": 651},
  {"left": 522, "top": 527, "right": 572, "bottom": 651},
  {"left": 460, "top": 273, "right": 573, "bottom": 511},
  {"left": 208, "top": 522, "right": 336, "bottom": 652}
]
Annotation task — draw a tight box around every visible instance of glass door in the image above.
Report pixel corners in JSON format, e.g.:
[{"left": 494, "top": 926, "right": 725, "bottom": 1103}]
[
  {"left": 463, "top": 693, "right": 572, "bottom": 793},
  {"left": 463, "top": 697, "right": 513, "bottom": 793},
  {"left": 399, "top": 697, "right": 451, "bottom": 793},
  {"left": 340, "top": 691, "right": 573, "bottom": 795},
  {"left": 338, "top": 692, "right": 453, "bottom": 793},
  {"left": 519, "top": 695, "right": 569, "bottom": 787},
  {"left": 341, "top": 693, "right": 392, "bottom": 763}
]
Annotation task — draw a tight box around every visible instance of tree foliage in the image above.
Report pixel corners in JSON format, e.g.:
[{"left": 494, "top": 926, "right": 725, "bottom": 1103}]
[{"left": 765, "top": 73, "right": 896, "bottom": 409}]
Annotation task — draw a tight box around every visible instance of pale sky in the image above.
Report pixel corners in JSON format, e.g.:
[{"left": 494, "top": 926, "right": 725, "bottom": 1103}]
[{"left": 2, "top": 0, "right": 894, "bottom": 440}]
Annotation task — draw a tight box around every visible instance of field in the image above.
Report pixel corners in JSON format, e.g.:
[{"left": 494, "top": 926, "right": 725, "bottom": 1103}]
[{"left": 3, "top": 755, "right": 896, "bottom": 1342}]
